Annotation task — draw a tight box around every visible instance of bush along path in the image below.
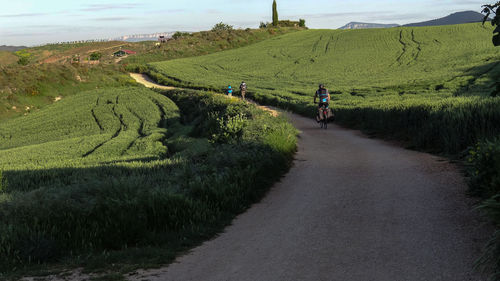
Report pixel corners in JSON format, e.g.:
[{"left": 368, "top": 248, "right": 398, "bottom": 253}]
[{"left": 129, "top": 75, "right": 491, "bottom": 281}]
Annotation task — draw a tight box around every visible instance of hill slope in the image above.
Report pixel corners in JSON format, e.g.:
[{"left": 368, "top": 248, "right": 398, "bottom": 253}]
[
  {"left": 147, "top": 23, "right": 500, "bottom": 154},
  {"left": 148, "top": 23, "right": 499, "bottom": 97},
  {"left": 0, "top": 87, "right": 178, "bottom": 171},
  {"left": 404, "top": 11, "right": 487, "bottom": 27}
]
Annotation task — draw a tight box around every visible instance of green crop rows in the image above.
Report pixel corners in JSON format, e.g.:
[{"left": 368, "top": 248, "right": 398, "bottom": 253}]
[
  {"left": 148, "top": 23, "right": 499, "bottom": 96},
  {"left": 147, "top": 23, "right": 500, "bottom": 153},
  {"left": 0, "top": 86, "right": 297, "bottom": 275},
  {"left": 0, "top": 87, "right": 178, "bottom": 173}
]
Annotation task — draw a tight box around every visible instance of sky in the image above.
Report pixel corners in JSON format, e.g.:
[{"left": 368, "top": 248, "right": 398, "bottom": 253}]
[{"left": 0, "top": 0, "right": 489, "bottom": 46}]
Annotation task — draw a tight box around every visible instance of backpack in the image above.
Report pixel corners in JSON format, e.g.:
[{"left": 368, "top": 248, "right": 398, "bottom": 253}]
[{"left": 318, "top": 88, "right": 328, "bottom": 103}]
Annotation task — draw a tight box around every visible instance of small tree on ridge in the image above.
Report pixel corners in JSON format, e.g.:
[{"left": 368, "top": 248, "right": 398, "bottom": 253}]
[{"left": 272, "top": 0, "right": 278, "bottom": 26}]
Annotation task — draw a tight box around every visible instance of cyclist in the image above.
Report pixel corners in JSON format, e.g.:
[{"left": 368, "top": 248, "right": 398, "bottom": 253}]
[{"left": 314, "top": 84, "right": 330, "bottom": 122}]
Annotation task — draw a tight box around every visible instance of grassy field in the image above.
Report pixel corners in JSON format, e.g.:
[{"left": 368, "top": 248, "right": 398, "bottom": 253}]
[
  {"left": 147, "top": 23, "right": 500, "bottom": 153},
  {"left": 121, "top": 27, "right": 304, "bottom": 71},
  {"left": 0, "top": 87, "right": 178, "bottom": 173},
  {"left": 0, "top": 63, "right": 136, "bottom": 120},
  {"left": 0, "top": 27, "right": 302, "bottom": 122},
  {"left": 0, "top": 86, "right": 297, "bottom": 277},
  {"left": 148, "top": 23, "right": 499, "bottom": 96}
]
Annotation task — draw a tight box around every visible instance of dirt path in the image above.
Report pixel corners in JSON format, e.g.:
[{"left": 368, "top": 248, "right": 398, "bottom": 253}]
[
  {"left": 129, "top": 73, "right": 177, "bottom": 90},
  {"left": 125, "top": 116, "right": 488, "bottom": 280},
  {"left": 129, "top": 73, "right": 280, "bottom": 117}
]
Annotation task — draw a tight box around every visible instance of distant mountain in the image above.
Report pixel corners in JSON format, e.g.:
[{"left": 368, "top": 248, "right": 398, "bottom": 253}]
[
  {"left": 404, "top": 11, "right": 488, "bottom": 27},
  {"left": 0, "top": 45, "right": 27, "bottom": 52},
  {"left": 339, "top": 22, "right": 400, "bottom": 30},
  {"left": 108, "top": 32, "right": 177, "bottom": 42}
]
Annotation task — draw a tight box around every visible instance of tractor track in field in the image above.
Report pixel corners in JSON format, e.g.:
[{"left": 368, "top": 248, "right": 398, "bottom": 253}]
[
  {"left": 91, "top": 97, "right": 105, "bottom": 132},
  {"left": 82, "top": 96, "right": 126, "bottom": 158},
  {"left": 123, "top": 107, "right": 147, "bottom": 154},
  {"left": 90, "top": 109, "right": 105, "bottom": 132},
  {"left": 393, "top": 29, "right": 421, "bottom": 66},
  {"left": 395, "top": 30, "right": 408, "bottom": 66},
  {"left": 409, "top": 30, "right": 422, "bottom": 64}
]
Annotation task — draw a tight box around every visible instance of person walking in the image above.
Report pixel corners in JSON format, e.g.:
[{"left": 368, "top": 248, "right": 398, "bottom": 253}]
[
  {"left": 226, "top": 85, "right": 233, "bottom": 97},
  {"left": 239, "top": 81, "right": 247, "bottom": 100}
]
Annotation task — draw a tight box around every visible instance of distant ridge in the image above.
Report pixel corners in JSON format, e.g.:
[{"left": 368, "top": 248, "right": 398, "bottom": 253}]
[
  {"left": 339, "top": 22, "right": 400, "bottom": 30},
  {"left": 0, "top": 45, "right": 27, "bottom": 52},
  {"left": 404, "top": 11, "right": 487, "bottom": 27},
  {"left": 108, "top": 32, "right": 176, "bottom": 42}
]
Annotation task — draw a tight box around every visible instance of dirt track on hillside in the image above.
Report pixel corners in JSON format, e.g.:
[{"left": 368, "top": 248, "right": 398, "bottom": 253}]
[
  {"left": 124, "top": 83, "right": 489, "bottom": 280},
  {"left": 129, "top": 73, "right": 177, "bottom": 90}
]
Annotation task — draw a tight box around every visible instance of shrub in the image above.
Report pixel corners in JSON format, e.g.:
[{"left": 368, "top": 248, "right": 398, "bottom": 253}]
[
  {"left": 172, "top": 31, "right": 190, "bottom": 40},
  {"left": 0, "top": 170, "right": 5, "bottom": 192},
  {"left": 15, "top": 50, "right": 31, "bottom": 66},
  {"left": 89, "top": 52, "right": 102, "bottom": 61},
  {"left": 212, "top": 22, "right": 233, "bottom": 32},
  {"left": 299, "top": 19, "right": 306, "bottom": 27},
  {"left": 467, "top": 137, "right": 500, "bottom": 278},
  {"left": 467, "top": 138, "right": 500, "bottom": 198},
  {"left": 260, "top": 22, "right": 270, "bottom": 29}
]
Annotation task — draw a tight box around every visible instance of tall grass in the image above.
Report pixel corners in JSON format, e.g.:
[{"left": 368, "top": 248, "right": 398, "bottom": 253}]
[{"left": 0, "top": 89, "right": 297, "bottom": 275}]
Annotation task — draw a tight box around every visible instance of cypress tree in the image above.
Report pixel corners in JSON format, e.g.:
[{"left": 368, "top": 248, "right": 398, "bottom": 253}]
[{"left": 272, "top": 0, "right": 278, "bottom": 26}]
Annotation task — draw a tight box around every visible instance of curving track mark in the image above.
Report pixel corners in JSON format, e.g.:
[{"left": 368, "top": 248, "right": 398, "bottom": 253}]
[
  {"left": 91, "top": 109, "right": 105, "bottom": 132},
  {"left": 325, "top": 35, "right": 334, "bottom": 54},
  {"left": 90, "top": 97, "right": 105, "bottom": 132},
  {"left": 123, "top": 107, "right": 147, "bottom": 154},
  {"left": 82, "top": 95, "right": 126, "bottom": 158},
  {"left": 409, "top": 30, "right": 422, "bottom": 64},
  {"left": 311, "top": 35, "right": 323, "bottom": 53},
  {"left": 394, "top": 30, "right": 407, "bottom": 66}
]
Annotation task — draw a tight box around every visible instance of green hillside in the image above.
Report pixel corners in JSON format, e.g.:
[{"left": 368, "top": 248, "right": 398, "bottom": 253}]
[
  {"left": 148, "top": 23, "right": 500, "bottom": 153},
  {"left": 148, "top": 23, "right": 499, "bottom": 96},
  {"left": 0, "top": 86, "right": 297, "bottom": 275},
  {"left": 0, "top": 87, "right": 177, "bottom": 172}
]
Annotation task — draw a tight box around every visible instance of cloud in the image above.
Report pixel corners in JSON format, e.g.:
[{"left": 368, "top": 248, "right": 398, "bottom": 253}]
[
  {"left": 81, "top": 3, "right": 142, "bottom": 12},
  {"left": 94, "top": 17, "right": 135, "bottom": 21},
  {"left": 205, "top": 9, "right": 222, "bottom": 14},
  {"left": 0, "top": 12, "right": 50, "bottom": 18}
]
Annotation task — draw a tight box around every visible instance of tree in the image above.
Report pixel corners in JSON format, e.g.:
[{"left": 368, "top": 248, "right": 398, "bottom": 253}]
[
  {"left": 212, "top": 22, "right": 234, "bottom": 32},
  {"left": 89, "top": 52, "right": 102, "bottom": 61},
  {"left": 272, "top": 0, "right": 278, "bottom": 26},
  {"left": 482, "top": 2, "right": 500, "bottom": 46},
  {"left": 299, "top": 19, "right": 306, "bottom": 27}
]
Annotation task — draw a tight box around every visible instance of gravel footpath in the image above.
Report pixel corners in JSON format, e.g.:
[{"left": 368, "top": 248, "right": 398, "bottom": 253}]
[{"left": 128, "top": 113, "right": 490, "bottom": 281}]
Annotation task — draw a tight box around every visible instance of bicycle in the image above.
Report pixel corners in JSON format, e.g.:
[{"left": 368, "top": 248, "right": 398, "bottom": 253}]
[{"left": 317, "top": 104, "right": 329, "bottom": 130}]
